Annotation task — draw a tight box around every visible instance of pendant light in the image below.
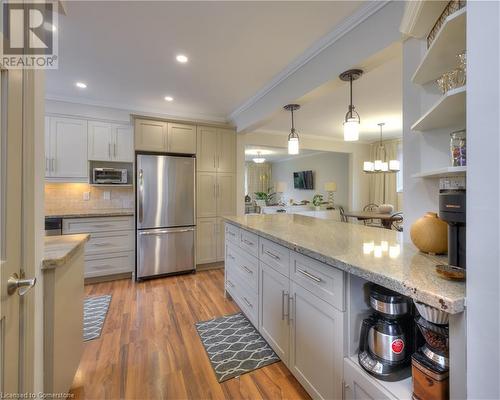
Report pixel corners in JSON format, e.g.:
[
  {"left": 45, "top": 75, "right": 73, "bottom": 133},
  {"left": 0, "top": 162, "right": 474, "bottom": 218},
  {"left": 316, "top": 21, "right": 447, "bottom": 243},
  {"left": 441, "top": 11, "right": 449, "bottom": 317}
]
[
  {"left": 339, "top": 69, "right": 363, "bottom": 141},
  {"left": 363, "top": 123, "right": 400, "bottom": 173},
  {"left": 284, "top": 104, "right": 300, "bottom": 155},
  {"left": 252, "top": 151, "right": 266, "bottom": 164}
]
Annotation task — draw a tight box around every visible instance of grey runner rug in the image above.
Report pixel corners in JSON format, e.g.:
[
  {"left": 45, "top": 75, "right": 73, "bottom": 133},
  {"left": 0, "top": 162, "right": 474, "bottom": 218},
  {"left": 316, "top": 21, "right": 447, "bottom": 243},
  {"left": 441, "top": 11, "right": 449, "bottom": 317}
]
[
  {"left": 83, "top": 295, "right": 111, "bottom": 341},
  {"left": 195, "top": 312, "right": 280, "bottom": 382}
]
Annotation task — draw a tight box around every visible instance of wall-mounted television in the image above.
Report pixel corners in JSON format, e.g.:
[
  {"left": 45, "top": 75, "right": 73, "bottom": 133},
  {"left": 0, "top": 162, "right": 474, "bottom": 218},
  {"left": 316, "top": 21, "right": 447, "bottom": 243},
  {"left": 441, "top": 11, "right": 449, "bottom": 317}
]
[{"left": 293, "top": 170, "right": 314, "bottom": 190}]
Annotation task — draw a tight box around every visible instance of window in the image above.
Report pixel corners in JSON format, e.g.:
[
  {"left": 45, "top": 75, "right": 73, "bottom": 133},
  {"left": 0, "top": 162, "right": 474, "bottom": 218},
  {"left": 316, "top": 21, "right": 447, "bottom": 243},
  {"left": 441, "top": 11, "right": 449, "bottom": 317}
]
[{"left": 396, "top": 142, "right": 403, "bottom": 193}]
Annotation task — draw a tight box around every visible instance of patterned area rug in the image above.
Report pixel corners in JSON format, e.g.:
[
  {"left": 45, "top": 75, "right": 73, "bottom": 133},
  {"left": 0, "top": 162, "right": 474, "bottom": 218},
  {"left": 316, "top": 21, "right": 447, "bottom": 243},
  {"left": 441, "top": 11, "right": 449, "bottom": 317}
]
[
  {"left": 195, "top": 312, "right": 280, "bottom": 382},
  {"left": 83, "top": 295, "right": 111, "bottom": 341}
]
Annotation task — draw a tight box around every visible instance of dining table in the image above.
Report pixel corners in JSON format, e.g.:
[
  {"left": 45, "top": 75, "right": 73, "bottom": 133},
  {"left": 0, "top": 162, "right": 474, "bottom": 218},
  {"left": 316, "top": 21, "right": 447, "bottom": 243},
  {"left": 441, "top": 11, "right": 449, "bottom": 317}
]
[{"left": 343, "top": 210, "right": 402, "bottom": 230}]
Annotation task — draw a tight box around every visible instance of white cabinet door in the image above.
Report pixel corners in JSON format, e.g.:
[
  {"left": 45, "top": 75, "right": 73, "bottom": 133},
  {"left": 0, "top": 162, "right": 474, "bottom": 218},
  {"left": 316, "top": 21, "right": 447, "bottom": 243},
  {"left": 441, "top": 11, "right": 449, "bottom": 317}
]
[
  {"left": 216, "top": 173, "right": 235, "bottom": 216},
  {"left": 88, "top": 121, "right": 113, "bottom": 161},
  {"left": 113, "top": 124, "right": 134, "bottom": 162},
  {"left": 196, "top": 218, "right": 217, "bottom": 264},
  {"left": 168, "top": 123, "right": 196, "bottom": 154},
  {"left": 289, "top": 282, "right": 344, "bottom": 400},
  {"left": 259, "top": 262, "right": 290, "bottom": 365},
  {"left": 50, "top": 117, "right": 88, "bottom": 178},
  {"left": 343, "top": 358, "right": 395, "bottom": 400},
  {"left": 217, "top": 128, "right": 235, "bottom": 173},
  {"left": 216, "top": 217, "right": 225, "bottom": 260},
  {"left": 134, "top": 118, "right": 168, "bottom": 152},
  {"left": 197, "top": 126, "right": 217, "bottom": 172},
  {"left": 197, "top": 172, "right": 217, "bottom": 218}
]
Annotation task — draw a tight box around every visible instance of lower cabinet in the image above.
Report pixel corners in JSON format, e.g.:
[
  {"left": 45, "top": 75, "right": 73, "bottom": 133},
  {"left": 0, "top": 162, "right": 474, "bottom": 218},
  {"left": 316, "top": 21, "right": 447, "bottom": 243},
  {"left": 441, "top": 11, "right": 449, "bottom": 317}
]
[
  {"left": 196, "top": 217, "right": 218, "bottom": 264},
  {"left": 343, "top": 358, "right": 395, "bottom": 400},
  {"left": 259, "top": 262, "right": 291, "bottom": 364},
  {"left": 289, "top": 281, "right": 344, "bottom": 400}
]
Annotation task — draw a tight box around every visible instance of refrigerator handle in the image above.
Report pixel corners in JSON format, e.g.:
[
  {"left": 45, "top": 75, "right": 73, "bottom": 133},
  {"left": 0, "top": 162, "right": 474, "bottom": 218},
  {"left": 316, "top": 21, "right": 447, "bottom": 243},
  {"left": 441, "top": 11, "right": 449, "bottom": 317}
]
[{"left": 138, "top": 168, "right": 144, "bottom": 223}]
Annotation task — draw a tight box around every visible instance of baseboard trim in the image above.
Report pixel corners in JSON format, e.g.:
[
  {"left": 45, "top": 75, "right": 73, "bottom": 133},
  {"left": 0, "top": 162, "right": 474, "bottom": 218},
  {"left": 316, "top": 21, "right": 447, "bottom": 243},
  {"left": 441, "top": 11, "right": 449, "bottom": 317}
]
[{"left": 84, "top": 272, "right": 132, "bottom": 285}]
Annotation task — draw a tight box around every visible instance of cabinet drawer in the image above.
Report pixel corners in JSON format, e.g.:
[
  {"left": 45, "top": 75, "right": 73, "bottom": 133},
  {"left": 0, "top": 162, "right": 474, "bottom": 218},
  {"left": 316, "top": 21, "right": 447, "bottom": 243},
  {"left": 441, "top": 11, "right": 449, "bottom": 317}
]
[
  {"left": 63, "top": 216, "right": 134, "bottom": 234},
  {"left": 259, "top": 237, "right": 290, "bottom": 277},
  {"left": 226, "top": 244, "right": 258, "bottom": 292},
  {"left": 86, "top": 230, "right": 134, "bottom": 256},
  {"left": 84, "top": 251, "right": 134, "bottom": 278},
  {"left": 290, "top": 252, "right": 345, "bottom": 311},
  {"left": 239, "top": 229, "right": 258, "bottom": 257},
  {"left": 226, "top": 269, "right": 258, "bottom": 327},
  {"left": 225, "top": 223, "right": 239, "bottom": 245}
]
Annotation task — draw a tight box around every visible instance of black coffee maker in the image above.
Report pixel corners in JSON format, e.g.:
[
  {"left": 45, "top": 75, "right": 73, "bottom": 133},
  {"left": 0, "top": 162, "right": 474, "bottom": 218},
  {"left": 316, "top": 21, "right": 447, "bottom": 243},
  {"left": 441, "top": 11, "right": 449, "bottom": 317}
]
[{"left": 439, "top": 189, "right": 466, "bottom": 268}]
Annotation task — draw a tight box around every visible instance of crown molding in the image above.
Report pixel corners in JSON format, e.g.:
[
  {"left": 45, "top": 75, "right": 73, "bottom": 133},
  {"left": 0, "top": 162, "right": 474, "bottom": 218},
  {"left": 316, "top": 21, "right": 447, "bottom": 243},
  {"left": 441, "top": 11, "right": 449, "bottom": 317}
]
[
  {"left": 228, "top": 0, "right": 390, "bottom": 123},
  {"left": 45, "top": 94, "right": 229, "bottom": 124}
]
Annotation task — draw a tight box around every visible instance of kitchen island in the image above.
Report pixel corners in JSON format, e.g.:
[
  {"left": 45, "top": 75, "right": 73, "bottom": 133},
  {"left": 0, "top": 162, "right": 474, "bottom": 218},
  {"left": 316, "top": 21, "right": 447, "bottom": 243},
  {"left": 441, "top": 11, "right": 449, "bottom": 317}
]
[{"left": 223, "top": 214, "right": 466, "bottom": 400}]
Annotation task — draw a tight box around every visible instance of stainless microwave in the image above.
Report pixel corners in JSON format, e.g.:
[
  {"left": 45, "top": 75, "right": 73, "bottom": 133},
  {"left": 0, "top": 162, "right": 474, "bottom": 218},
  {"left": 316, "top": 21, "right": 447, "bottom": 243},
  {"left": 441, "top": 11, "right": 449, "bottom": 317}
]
[{"left": 92, "top": 167, "right": 128, "bottom": 184}]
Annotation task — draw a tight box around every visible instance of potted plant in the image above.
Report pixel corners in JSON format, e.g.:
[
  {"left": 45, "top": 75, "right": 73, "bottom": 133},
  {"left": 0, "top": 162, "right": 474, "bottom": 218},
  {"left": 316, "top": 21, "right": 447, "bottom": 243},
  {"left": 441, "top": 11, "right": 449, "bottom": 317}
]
[
  {"left": 254, "top": 189, "right": 276, "bottom": 208},
  {"left": 312, "top": 194, "right": 323, "bottom": 211}
]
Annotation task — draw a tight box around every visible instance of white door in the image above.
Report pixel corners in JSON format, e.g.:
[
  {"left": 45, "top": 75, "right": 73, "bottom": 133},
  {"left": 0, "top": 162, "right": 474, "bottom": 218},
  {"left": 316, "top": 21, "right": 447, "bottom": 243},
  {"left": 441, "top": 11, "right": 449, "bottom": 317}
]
[
  {"left": 216, "top": 217, "right": 225, "bottom": 260},
  {"left": 196, "top": 126, "right": 217, "bottom": 172},
  {"left": 0, "top": 69, "right": 38, "bottom": 393},
  {"left": 259, "top": 263, "right": 290, "bottom": 364},
  {"left": 113, "top": 124, "right": 133, "bottom": 162},
  {"left": 216, "top": 173, "right": 235, "bottom": 216},
  {"left": 196, "top": 172, "right": 217, "bottom": 218},
  {"left": 217, "top": 128, "right": 236, "bottom": 173},
  {"left": 196, "top": 218, "right": 217, "bottom": 264},
  {"left": 51, "top": 117, "right": 88, "bottom": 178},
  {"left": 289, "top": 282, "right": 344, "bottom": 400},
  {"left": 168, "top": 123, "right": 196, "bottom": 154},
  {"left": 88, "top": 120, "right": 112, "bottom": 161}
]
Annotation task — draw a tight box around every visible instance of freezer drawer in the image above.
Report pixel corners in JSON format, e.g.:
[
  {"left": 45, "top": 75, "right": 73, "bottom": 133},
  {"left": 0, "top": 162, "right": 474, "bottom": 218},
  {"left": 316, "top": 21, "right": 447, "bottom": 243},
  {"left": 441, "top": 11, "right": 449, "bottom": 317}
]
[{"left": 137, "top": 226, "right": 195, "bottom": 278}]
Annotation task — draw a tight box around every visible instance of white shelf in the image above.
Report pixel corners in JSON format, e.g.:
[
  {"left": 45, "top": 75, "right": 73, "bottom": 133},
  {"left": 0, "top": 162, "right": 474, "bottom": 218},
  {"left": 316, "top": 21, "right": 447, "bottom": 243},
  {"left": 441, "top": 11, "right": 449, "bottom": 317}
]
[
  {"left": 412, "top": 7, "right": 466, "bottom": 85},
  {"left": 412, "top": 166, "right": 466, "bottom": 178},
  {"left": 346, "top": 356, "right": 413, "bottom": 400},
  {"left": 411, "top": 86, "right": 466, "bottom": 132}
]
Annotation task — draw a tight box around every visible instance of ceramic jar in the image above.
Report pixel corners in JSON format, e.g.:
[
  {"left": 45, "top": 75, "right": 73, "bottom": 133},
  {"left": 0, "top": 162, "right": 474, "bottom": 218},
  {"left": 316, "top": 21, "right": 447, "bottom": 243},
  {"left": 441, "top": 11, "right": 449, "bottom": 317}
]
[{"left": 410, "top": 212, "right": 448, "bottom": 254}]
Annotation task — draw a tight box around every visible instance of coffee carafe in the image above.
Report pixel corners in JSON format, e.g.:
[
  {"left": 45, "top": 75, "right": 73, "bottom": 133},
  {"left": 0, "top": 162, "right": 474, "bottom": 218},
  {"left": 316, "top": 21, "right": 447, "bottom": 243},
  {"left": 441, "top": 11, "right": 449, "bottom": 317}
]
[{"left": 358, "top": 284, "right": 412, "bottom": 382}]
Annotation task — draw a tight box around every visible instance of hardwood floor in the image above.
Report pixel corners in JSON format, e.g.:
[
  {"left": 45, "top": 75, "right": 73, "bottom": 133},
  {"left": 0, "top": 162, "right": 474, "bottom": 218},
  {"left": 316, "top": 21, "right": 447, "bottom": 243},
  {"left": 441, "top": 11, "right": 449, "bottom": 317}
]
[{"left": 71, "top": 268, "right": 311, "bottom": 400}]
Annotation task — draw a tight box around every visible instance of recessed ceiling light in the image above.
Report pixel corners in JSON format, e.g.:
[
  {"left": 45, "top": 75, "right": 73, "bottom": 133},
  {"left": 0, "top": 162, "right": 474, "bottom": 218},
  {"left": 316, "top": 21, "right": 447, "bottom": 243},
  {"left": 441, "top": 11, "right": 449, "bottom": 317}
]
[
  {"left": 75, "top": 82, "right": 87, "bottom": 89},
  {"left": 164, "top": 96, "right": 173, "bottom": 102},
  {"left": 176, "top": 54, "right": 188, "bottom": 63}
]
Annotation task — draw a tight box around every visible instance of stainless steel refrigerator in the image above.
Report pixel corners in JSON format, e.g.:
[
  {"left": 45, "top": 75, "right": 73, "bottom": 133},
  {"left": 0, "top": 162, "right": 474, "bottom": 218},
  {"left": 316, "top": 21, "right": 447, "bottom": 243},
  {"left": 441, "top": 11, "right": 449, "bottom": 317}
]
[{"left": 136, "top": 154, "right": 195, "bottom": 279}]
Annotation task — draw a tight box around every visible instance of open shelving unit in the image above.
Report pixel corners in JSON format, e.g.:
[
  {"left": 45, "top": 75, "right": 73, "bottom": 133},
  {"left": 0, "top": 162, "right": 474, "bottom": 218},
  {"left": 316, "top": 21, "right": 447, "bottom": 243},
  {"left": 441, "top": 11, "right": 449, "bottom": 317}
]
[
  {"left": 411, "top": 86, "right": 465, "bottom": 132},
  {"left": 412, "top": 7, "right": 466, "bottom": 85},
  {"left": 412, "top": 166, "right": 466, "bottom": 179}
]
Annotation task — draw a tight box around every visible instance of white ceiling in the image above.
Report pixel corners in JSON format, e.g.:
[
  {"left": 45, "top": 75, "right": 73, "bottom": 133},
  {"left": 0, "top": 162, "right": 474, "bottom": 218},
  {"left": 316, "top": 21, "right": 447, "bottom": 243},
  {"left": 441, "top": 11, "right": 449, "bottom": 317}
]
[
  {"left": 256, "top": 44, "right": 403, "bottom": 142},
  {"left": 245, "top": 145, "right": 322, "bottom": 163},
  {"left": 47, "top": 1, "right": 365, "bottom": 121}
]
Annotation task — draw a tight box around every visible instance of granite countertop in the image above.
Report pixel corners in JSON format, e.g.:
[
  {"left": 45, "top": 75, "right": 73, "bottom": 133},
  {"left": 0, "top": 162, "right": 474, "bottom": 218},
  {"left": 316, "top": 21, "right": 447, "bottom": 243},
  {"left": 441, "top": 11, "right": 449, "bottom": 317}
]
[
  {"left": 224, "top": 214, "right": 466, "bottom": 314},
  {"left": 43, "top": 234, "right": 90, "bottom": 269},
  {"left": 45, "top": 208, "right": 134, "bottom": 218}
]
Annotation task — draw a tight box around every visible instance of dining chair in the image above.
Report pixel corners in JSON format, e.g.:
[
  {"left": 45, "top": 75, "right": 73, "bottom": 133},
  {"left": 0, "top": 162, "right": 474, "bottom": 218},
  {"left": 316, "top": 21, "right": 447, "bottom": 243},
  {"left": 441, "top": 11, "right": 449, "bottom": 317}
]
[
  {"left": 338, "top": 206, "right": 348, "bottom": 223},
  {"left": 391, "top": 212, "right": 403, "bottom": 232},
  {"left": 363, "top": 203, "right": 381, "bottom": 227}
]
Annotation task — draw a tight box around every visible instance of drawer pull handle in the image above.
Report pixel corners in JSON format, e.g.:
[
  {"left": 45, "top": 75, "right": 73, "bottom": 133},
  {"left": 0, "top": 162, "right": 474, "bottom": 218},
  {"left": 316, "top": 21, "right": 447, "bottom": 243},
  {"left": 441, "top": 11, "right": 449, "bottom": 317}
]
[
  {"left": 92, "top": 224, "right": 114, "bottom": 228},
  {"left": 242, "top": 265, "right": 253, "bottom": 274},
  {"left": 264, "top": 250, "right": 280, "bottom": 260},
  {"left": 243, "top": 297, "right": 253, "bottom": 308},
  {"left": 297, "top": 268, "right": 322, "bottom": 283},
  {"left": 92, "top": 242, "right": 111, "bottom": 247},
  {"left": 243, "top": 239, "right": 254, "bottom": 246},
  {"left": 281, "top": 290, "right": 289, "bottom": 320},
  {"left": 227, "top": 280, "right": 234, "bottom": 288}
]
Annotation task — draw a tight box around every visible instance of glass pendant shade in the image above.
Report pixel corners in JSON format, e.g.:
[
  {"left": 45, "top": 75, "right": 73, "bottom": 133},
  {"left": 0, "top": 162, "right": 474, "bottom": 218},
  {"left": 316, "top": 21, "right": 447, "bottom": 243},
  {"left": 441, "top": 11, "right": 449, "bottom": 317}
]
[
  {"left": 363, "top": 162, "right": 374, "bottom": 172},
  {"left": 389, "top": 160, "right": 400, "bottom": 171},
  {"left": 381, "top": 162, "right": 389, "bottom": 172},
  {"left": 343, "top": 118, "right": 359, "bottom": 141},
  {"left": 288, "top": 136, "right": 299, "bottom": 155},
  {"left": 253, "top": 157, "right": 265, "bottom": 164},
  {"left": 374, "top": 160, "right": 383, "bottom": 171}
]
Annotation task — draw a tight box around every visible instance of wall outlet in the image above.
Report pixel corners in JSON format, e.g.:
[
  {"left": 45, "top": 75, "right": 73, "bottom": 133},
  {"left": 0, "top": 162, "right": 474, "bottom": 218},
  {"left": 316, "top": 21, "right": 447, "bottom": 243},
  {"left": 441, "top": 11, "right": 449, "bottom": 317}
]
[
  {"left": 83, "top": 191, "right": 90, "bottom": 201},
  {"left": 103, "top": 191, "right": 111, "bottom": 200}
]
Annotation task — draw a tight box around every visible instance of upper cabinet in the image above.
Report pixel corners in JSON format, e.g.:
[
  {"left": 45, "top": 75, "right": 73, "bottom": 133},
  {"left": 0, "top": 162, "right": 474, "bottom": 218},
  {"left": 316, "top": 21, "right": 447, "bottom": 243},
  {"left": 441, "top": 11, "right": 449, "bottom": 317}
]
[
  {"left": 168, "top": 123, "right": 196, "bottom": 154},
  {"left": 197, "top": 126, "right": 236, "bottom": 173},
  {"left": 88, "top": 121, "right": 133, "bottom": 162},
  {"left": 135, "top": 118, "right": 196, "bottom": 154},
  {"left": 45, "top": 116, "right": 88, "bottom": 180},
  {"left": 135, "top": 119, "right": 168, "bottom": 152}
]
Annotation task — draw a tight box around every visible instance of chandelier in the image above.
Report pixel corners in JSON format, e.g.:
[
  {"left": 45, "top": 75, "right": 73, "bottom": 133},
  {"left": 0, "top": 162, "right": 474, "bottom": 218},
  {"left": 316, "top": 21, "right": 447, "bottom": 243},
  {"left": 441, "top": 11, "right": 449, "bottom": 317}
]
[{"left": 363, "top": 123, "right": 400, "bottom": 173}]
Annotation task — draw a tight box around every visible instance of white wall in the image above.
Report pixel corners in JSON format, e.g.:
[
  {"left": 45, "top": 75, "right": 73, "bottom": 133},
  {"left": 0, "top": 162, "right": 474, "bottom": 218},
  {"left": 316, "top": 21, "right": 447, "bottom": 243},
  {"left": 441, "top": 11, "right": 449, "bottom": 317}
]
[
  {"left": 237, "top": 131, "right": 370, "bottom": 215},
  {"left": 270, "top": 151, "right": 349, "bottom": 207}
]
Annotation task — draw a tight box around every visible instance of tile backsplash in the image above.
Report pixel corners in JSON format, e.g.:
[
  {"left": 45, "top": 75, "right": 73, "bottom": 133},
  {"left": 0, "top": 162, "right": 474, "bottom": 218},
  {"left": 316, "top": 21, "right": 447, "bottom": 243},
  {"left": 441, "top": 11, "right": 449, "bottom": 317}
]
[{"left": 45, "top": 183, "right": 134, "bottom": 214}]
